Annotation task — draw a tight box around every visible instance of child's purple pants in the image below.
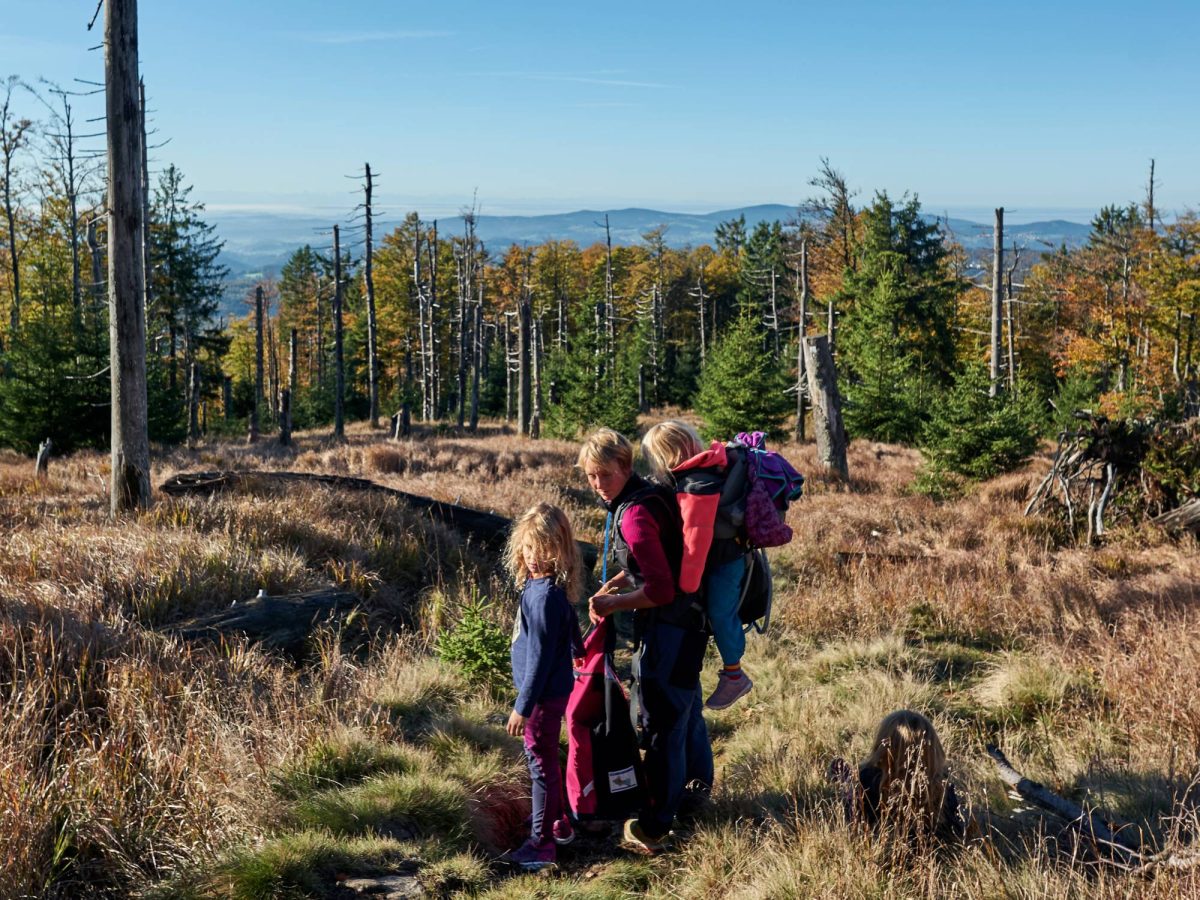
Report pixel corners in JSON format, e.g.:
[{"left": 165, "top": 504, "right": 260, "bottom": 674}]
[{"left": 524, "top": 695, "right": 568, "bottom": 846}]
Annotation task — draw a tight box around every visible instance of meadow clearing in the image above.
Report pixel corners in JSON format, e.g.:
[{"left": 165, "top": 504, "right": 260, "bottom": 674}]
[{"left": 2, "top": 420, "right": 1198, "bottom": 899}]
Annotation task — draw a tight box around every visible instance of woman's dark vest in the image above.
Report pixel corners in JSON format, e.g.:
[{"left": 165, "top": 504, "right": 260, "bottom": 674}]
[{"left": 609, "top": 475, "right": 705, "bottom": 632}]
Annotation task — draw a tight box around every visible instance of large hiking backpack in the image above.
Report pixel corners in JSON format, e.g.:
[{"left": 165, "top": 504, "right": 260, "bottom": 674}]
[
  {"left": 565, "top": 619, "right": 647, "bottom": 821},
  {"left": 735, "top": 431, "right": 805, "bottom": 549}
]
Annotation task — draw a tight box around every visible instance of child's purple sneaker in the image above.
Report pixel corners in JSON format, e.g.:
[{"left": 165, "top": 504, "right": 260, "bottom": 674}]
[
  {"left": 552, "top": 817, "right": 575, "bottom": 846},
  {"left": 507, "top": 839, "right": 556, "bottom": 871},
  {"left": 705, "top": 669, "right": 753, "bottom": 710}
]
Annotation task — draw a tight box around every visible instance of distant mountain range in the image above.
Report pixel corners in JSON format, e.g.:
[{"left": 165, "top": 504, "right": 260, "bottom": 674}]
[{"left": 213, "top": 204, "right": 1095, "bottom": 312}]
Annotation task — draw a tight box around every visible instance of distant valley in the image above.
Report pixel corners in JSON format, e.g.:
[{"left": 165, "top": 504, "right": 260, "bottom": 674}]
[{"left": 213, "top": 204, "right": 1096, "bottom": 315}]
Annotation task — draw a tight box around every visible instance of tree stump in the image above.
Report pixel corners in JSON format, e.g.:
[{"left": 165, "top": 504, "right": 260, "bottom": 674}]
[
  {"left": 803, "top": 335, "right": 849, "bottom": 481},
  {"left": 34, "top": 438, "right": 52, "bottom": 479}
]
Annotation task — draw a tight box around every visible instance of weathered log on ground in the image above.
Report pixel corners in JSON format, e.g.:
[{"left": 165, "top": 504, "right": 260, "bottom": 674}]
[
  {"left": 1152, "top": 498, "right": 1200, "bottom": 533},
  {"left": 158, "top": 469, "right": 599, "bottom": 570},
  {"left": 988, "top": 744, "right": 1143, "bottom": 864},
  {"left": 834, "top": 550, "right": 931, "bottom": 567},
  {"left": 170, "top": 587, "right": 359, "bottom": 656}
]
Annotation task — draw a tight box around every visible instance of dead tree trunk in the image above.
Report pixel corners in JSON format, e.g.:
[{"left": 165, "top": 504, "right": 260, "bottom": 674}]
[
  {"left": 428, "top": 220, "right": 439, "bottom": 417},
  {"left": 288, "top": 327, "right": 298, "bottom": 396},
  {"left": 504, "top": 313, "right": 513, "bottom": 422},
  {"left": 604, "top": 214, "right": 616, "bottom": 378},
  {"left": 795, "top": 238, "right": 809, "bottom": 442},
  {"left": 34, "top": 438, "right": 51, "bottom": 479},
  {"left": 517, "top": 298, "right": 532, "bottom": 435},
  {"left": 804, "top": 334, "right": 849, "bottom": 481},
  {"left": 1005, "top": 242, "right": 1021, "bottom": 394},
  {"left": 86, "top": 217, "right": 105, "bottom": 320},
  {"left": 187, "top": 361, "right": 200, "bottom": 445},
  {"left": 990, "top": 207, "right": 1004, "bottom": 397},
  {"left": 248, "top": 285, "right": 262, "bottom": 443},
  {"left": 694, "top": 268, "right": 708, "bottom": 366},
  {"left": 279, "top": 388, "right": 292, "bottom": 447},
  {"left": 139, "top": 78, "right": 152, "bottom": 319},
  {"left": 105, "top": 0, "right": 152, "bottom": 514},
  {"left": 333, "top": 224, "right": 345, "bottom": 439},
  {"left": 469, "top": 293, "right": 482, "bottom": 432},
  {"left": 530, "top": 316, "right": 542, "bottom": 439},
  {"left": 413, "top": 226, "right": 428, "bottom": 421},
  {"left": 363, "top": 163, "right": 379, "bottom": 427},
  {"left": 1, "top": 78, "right": 29, "bottom": 333}
]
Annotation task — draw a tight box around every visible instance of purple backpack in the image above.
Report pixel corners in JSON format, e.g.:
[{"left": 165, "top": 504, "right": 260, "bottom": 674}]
[{"left": 735, "top": 431, "right": 805, "bottom": 548}]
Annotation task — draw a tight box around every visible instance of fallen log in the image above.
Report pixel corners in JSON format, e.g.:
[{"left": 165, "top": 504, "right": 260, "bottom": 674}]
[
  {"left": 170, "top": 587, "right": 359, "bottom": 656},
  {"left": 988, "top": 744, "right": 1144, "bottom": 865},
  {"left": 1151, "top": 498, "right": 1200, "bottom": 534},
  {"left": 159, "top": 469, "right": 599, "bottom": 570}
]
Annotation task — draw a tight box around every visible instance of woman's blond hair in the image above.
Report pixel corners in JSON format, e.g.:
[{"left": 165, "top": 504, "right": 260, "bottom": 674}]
[
  {"left": 576, "top": 427, "right": 633, "bottom": 472},
  {"left": 504, "top": 502, "right": 583, "bottom": 602},
  {"left": 861, "top": 710, "right": 948, "bottom": 834},
  {"left": 641, "top": 420, "right": 704, "bottom": 481}
]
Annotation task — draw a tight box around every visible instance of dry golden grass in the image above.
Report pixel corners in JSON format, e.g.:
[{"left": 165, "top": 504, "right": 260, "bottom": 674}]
[{"left": 2, "top": 418, "right": 1198, "bottom": 898}]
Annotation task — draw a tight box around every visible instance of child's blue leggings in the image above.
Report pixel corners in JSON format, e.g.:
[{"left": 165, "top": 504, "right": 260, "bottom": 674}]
[{"left": 706, "top": 555, "right": 746, "bottom": 666}]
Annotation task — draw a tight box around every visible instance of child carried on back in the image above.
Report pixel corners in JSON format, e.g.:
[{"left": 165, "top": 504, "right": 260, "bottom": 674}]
[
  {"left": 505, "top": 502, "right": 585, "bottom": 871},
  {"left": 641, "top": 420, "right": 753, "bottom": 710}
]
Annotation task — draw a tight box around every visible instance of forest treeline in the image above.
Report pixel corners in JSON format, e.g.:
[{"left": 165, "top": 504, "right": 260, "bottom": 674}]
[{"left": 1, "top": 71, "right": 1198, "bottom": 478}]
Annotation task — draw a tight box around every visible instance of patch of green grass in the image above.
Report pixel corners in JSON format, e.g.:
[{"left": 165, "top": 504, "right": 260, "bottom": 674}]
[
  {"left": 974, "top": 654, "right": 1101, "bottom": 726},
  {"left": 213, "top": 831, "right": 419, "bottom": 900},
  {"left": 291, "top": 772, "right": 470, "bottom": 846},
  {"left": 419, "top": 850, "right": 492, "bottom": 895},
  {"left": 273, "top": 736, "right": 417, "bottom": 801}
]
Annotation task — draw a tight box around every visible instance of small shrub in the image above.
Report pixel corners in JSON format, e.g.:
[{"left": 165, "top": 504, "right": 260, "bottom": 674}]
[{"left": 435, "top": 596, "right": 511, "bottom": 690}]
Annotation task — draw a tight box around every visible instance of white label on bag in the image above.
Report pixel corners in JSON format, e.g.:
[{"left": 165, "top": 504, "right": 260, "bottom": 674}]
[{"left": 608, "top": 766, "right": 637, "bottom": 793}]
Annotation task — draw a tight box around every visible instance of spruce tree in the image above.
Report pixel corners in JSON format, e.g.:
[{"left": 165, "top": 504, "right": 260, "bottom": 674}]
[
  {"left": 694, "top": 310, "right": 790, "bottom": 440},
  {"left": 921, "top": 364, "right": 1041, "bottom": 479}
]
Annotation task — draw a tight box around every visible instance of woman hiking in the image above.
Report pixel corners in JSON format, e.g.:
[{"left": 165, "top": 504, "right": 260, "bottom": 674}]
[{"left": 579, "top": 428, "right": 713, "bottom": 854}]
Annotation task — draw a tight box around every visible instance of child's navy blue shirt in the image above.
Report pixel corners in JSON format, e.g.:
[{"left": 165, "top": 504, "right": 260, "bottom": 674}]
[{"left": 511, "top": 577, "right": 580, "bottom": 717}]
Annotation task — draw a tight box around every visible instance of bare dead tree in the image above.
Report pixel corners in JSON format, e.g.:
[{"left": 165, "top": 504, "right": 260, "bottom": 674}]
[
  {"left": 795, "top": 237, "right": 810, "bottom": 442},
  {"left": 1005, "top": 242, "right": 1022, "bottom": 394},
  {"left": 469, "top": 282, "right": 482, "bottom": 432},
  {"left": 105, "top": 0, "right": 152, "bottom": 514},
  {"left": 139, "top": 78, "right": 152, "bottom": 318},
  {"left": 363, "top": 163, "right": 379, "bottom": 426},
  {"left": 288, "top": 326, "right": 298, "bottom": 396},
  {"left": 332, "top": 223, "right": 344, "bottom": 439},
  {"left": 1, "top": 76, "right": 33, "bottom": 333},
  {"left": 248, "top": 284, "right": 262, "bottom": 443},
  {"left": 413, "top": 223, "right": 428, "bottom": 420},
  {"left": 690, "top": 265, "right": 708, "bottom": 366},
  {"left": 518, "top": 262, "right": 532, "bottom": 435},
  {"left": 504, "top": 312, "right": 513, "bottom": 422},
  {"left": 603, "top": 214, "right": 616, "bottom": 379},
  {"left": 990, "top": 207, "right": 1004, "bottom": 397},
  {"left": 187, "top": 361, "right": 200, "bottom": 446},
  {"left": 86, "top": 216, "right": 104, "bottom": 307},
  {"left": 530, "top": 314, "right": 541, "bottom": 439},
  {"left": 428, "top": 219, "right": 440, "bottom": 417},
  {"left": 38, "top": 82, "right": 93, "bottom": 323}
]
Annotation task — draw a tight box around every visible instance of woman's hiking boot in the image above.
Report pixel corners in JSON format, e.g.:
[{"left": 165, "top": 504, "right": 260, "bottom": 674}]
[
  {"left": 621, "top": 818, "right": 670, "bottom": 854},
  {"left": 705, "top": 669, "right": 753, "bottom": 709}
]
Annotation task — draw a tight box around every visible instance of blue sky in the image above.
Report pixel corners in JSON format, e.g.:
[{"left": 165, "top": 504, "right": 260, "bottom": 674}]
[{"left": 3, "top": 0, "right": 1197, "bottom": 221}]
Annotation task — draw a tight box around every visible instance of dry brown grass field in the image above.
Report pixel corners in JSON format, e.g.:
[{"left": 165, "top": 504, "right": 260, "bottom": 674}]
[{"left": 2, "top": 419, "right": 1198, "bottom": 899}]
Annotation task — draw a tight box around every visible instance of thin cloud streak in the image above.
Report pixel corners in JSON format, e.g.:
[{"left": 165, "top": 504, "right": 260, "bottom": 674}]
[
  {"left": 481, "top": 72, "right": 672, "bottom": 89},
  {"left": 288, "top": 29, "right": 452, "bottom": 44}
]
